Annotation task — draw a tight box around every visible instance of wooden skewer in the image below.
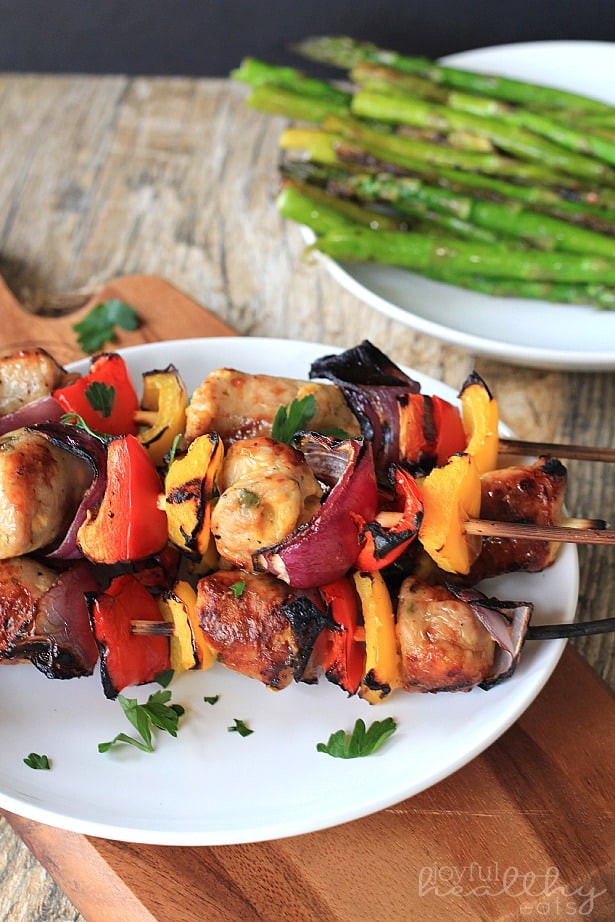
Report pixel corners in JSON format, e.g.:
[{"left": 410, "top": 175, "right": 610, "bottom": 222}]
[
  {"left": 465, "top": 519, "right": 615, "bottom": 545},
  {"left": 131, "top": 620, "right": 175, "bottom": 636},
  {"left": 499, "top": 437, "right": 615, "bottom": 463}
]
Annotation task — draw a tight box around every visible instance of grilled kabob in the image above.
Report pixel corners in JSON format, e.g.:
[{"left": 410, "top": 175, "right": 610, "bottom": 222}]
[
  {"left": 0, "top": 340, "right": 600, "bottom": 705},
  {"left": 0, "top": 453, "right": 565, "bottom": 700}
]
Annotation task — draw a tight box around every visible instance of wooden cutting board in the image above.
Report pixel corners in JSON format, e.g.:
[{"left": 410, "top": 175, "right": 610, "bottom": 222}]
[{"left": 1, "top": 275, "right": 614, "bottom": 922}]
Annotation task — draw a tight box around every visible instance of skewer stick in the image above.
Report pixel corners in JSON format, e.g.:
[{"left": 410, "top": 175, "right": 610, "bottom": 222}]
[
  {"left": 465, "top": 519, "right": 615, "bottom": 544},
  {"left": 527, "top": 617, "right": 615, "bottom": 639},
  {"left": 131, "top": 620, "right": 175, "bottom": 636},
  {"left": 499, "top": 437, "right": 615, "bottom": 463}
]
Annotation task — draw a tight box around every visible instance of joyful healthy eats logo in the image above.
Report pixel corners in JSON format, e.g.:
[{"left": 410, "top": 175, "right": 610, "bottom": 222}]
[{"left": 418, "top": 863, "right": 606, "bottom": 916}]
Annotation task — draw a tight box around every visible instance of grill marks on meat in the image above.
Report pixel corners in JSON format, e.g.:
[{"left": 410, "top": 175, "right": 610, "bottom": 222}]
[
  {"left": 0, "top": 557, "right": 56, "bottom": 657},
  {"left": 468, "top": 457, "right": 567, "bottom": 582},
  {"left": 0, "top": 557, "right": 99, "bottom": 677},
  {"left": 196, "top": 570, "right": 326, "bottom": 689}
]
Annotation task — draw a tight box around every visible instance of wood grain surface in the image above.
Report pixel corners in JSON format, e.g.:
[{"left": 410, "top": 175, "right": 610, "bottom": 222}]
[{"left": 0, "top": 72, "right": 613, "bottom": 922}]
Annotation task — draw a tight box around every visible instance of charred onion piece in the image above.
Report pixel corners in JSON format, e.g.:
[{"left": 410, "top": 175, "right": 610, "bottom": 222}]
[
  {"left": 253, "top": 433, "right": 378, "bottom": 588},
  {"left": 445, "top": 584, "right": 533, "bottom": 689},
  {"left": 310, "top": 340, "right": 420, "bottom": 389},
  {"left": 309, "top": 340, "right": 421, "bottom": 471},
  {"left": 0, "top": 557, "right": 99, "bottom": 678}
]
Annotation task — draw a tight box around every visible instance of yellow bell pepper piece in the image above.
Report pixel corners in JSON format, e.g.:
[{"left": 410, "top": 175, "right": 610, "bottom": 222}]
[
  {"left": 353, "top": 570, "right": 400, "bottom": 704},
  {"left": 159, "top": 580, "right": 216, "bottom": 673},
  {"left": 418, "top": 452, "right": 482, "bottom": 575},
  {"left": 136, "top": 365, "right": 188, "bottom": 467},
  {"left": 164, "top": 433, "right": 224, "bottom": 561},
  {"left": 158, "top": 587, "right": 197, "bottom": 674},
  {"left": 460, "top": 372, "right": 499, "bottom": 475}
]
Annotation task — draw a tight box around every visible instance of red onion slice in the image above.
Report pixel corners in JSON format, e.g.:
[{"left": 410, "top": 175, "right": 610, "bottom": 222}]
[
  {"left": 446, "top": 583, "right": 533, "bottom": 688},
  {"left": 8, "top": 560, "right": 100, "bottom": 678},
  {"left": 0, "top": 395, "right": 64, "bottom": 436},
  {"left": 309, "top": 340, "right": 422, "bottom": 471},
  {"left": 31, "top": 422, "right": 109, "bottom": 560},
  {"left": 253, "top": 434, "right": 378, "bottom": 588}
]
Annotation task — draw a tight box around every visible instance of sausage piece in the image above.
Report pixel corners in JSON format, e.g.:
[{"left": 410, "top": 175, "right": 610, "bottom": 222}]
[
  {"left": 211, "top": 437, "right": 323, "bottom": 570},
  {"left": 0, "top": 428, "right": 94, "bottom": 558},
  {"left": 185, "top": 368, "right": 360, "bottom": 445},
  {"left": 396, "top": 576, "right": 495, "bottom": 692},
  {"left": 196, "top": 570, "right": 309, "bottom": 689}
]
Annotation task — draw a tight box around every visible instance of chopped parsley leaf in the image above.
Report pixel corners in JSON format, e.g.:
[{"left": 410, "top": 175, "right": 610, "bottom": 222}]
[
  {"left": 98, "top": 687, "right": 184, "bottom": 754},
  {"left": 228, "top": 718, "right": 253, "bottom": 737},
  {"left": 271, "top": 394, "right": 317, "bottom": 444},
  {"left": 73, "top": 298, "right": 139, "bottom": 353},
  {"left": 229, "top": 580, "right": 246, "bottom": 598},
  {"left": 24, "top": 752, "right": 50, "bottom": 770},
  {"left": 317, "top": 717, "right": 397, "bottom": 759},
  {"left": 85, "top": 381, "right": 115, "bottom": 418}
]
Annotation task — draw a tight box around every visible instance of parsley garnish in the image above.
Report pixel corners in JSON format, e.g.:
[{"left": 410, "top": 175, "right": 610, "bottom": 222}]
[
  {"left": 85, "top": 381, "right": 115, "bottom": 418},
  {"left": 228, "top": 718, "right": 253, "bottom": 737},
  {"left": 316, "top": 717, "right": 397, "bottom": 759},
  {"left": 98, "top": 684, "right": 185, "bottom": 754},
  {"left": 24, "top": 752, "right": 50, "bottom": 770},
  {"left": 271, "top": 394, "right": 317, "bottom": 444},
  {"left": 229, "top": 580, "right": 246, "bottom": 598},
  {"left": 60, "top": 412, "right": 110, "bottom": 440},
  {"left": 203, "top": 694, "right": 220, "bottom": 705},
  {"left": 73, "top": 299, "right": 139, "bottom": 353},
  {"left": 154, "top": 668, "right": 175, "bottom": 689}
]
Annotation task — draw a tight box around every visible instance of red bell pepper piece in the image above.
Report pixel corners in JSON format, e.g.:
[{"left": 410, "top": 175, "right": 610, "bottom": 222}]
[
  {"left": 356, "top": 466, "right": 423, "bottom": 571},
  {"left": 399, "top": 394, "right": 466, "bottom": 470},
  {"left": 88, "top": 573, "right": 170, "bottom": 699},
  {"left": 54, "top": 352, "right": 139, "bottom": 436},
  {"left": 432, "top": 396, "right": 467, "bottom": 466},
  {"left": 77, "top": 434, "right": 168, "bottom": 564},
  {"left": 320, "top": 577, "right": 365, "bottom": 696},
  {"left": 399, "top": 393, "right": 437, "bottom": 466}
]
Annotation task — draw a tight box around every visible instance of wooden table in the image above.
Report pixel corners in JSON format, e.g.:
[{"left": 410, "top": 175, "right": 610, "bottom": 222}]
[{"left": 0, "top": 73, "right": 613, "bottom": 921}]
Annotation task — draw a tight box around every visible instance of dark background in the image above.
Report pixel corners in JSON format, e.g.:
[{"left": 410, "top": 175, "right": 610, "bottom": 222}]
[{"left": 0, "top": 0, "right": 613, "bottom": 76}]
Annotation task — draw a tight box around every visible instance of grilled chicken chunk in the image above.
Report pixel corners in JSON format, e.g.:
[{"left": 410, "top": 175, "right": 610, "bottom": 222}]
[
  {"left": 0, "top": 348, "right": 73, "bottom": 416},
  {"left": 396, "top": 576, "right": 495, "bottom": 692},
  {"left": 185, "top": 368, "right": 359, "bottom": 445},
  {"left": 211, "top": 437, "right": 323, "bottom": 571},
  {"left": 196, "top": 569, "right": 326, "bottom": 689},
  {"left": 0, "top": 428, "right": 94, "bottom": 558}
]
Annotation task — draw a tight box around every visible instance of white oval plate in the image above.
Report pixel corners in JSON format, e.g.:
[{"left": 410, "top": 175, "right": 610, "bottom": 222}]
[
  {"left": 0, "top": 338, "right": 578, "bottom": 844},
  {"left": 307, "top": 42, "right": 615, "bottom": 370}
]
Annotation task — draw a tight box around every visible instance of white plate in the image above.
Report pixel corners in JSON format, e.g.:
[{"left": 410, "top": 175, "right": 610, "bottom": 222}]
[
  {"left": 307, "top": 42, "right": 615, "bottom": 370},
  {"left": 0, "top": 337, "right": 578, "bottom": 845}
]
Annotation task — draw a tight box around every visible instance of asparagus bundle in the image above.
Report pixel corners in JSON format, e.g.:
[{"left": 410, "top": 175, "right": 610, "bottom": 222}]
[{"left": 231, "top": 39, "right": 615, "bottom": 309}]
